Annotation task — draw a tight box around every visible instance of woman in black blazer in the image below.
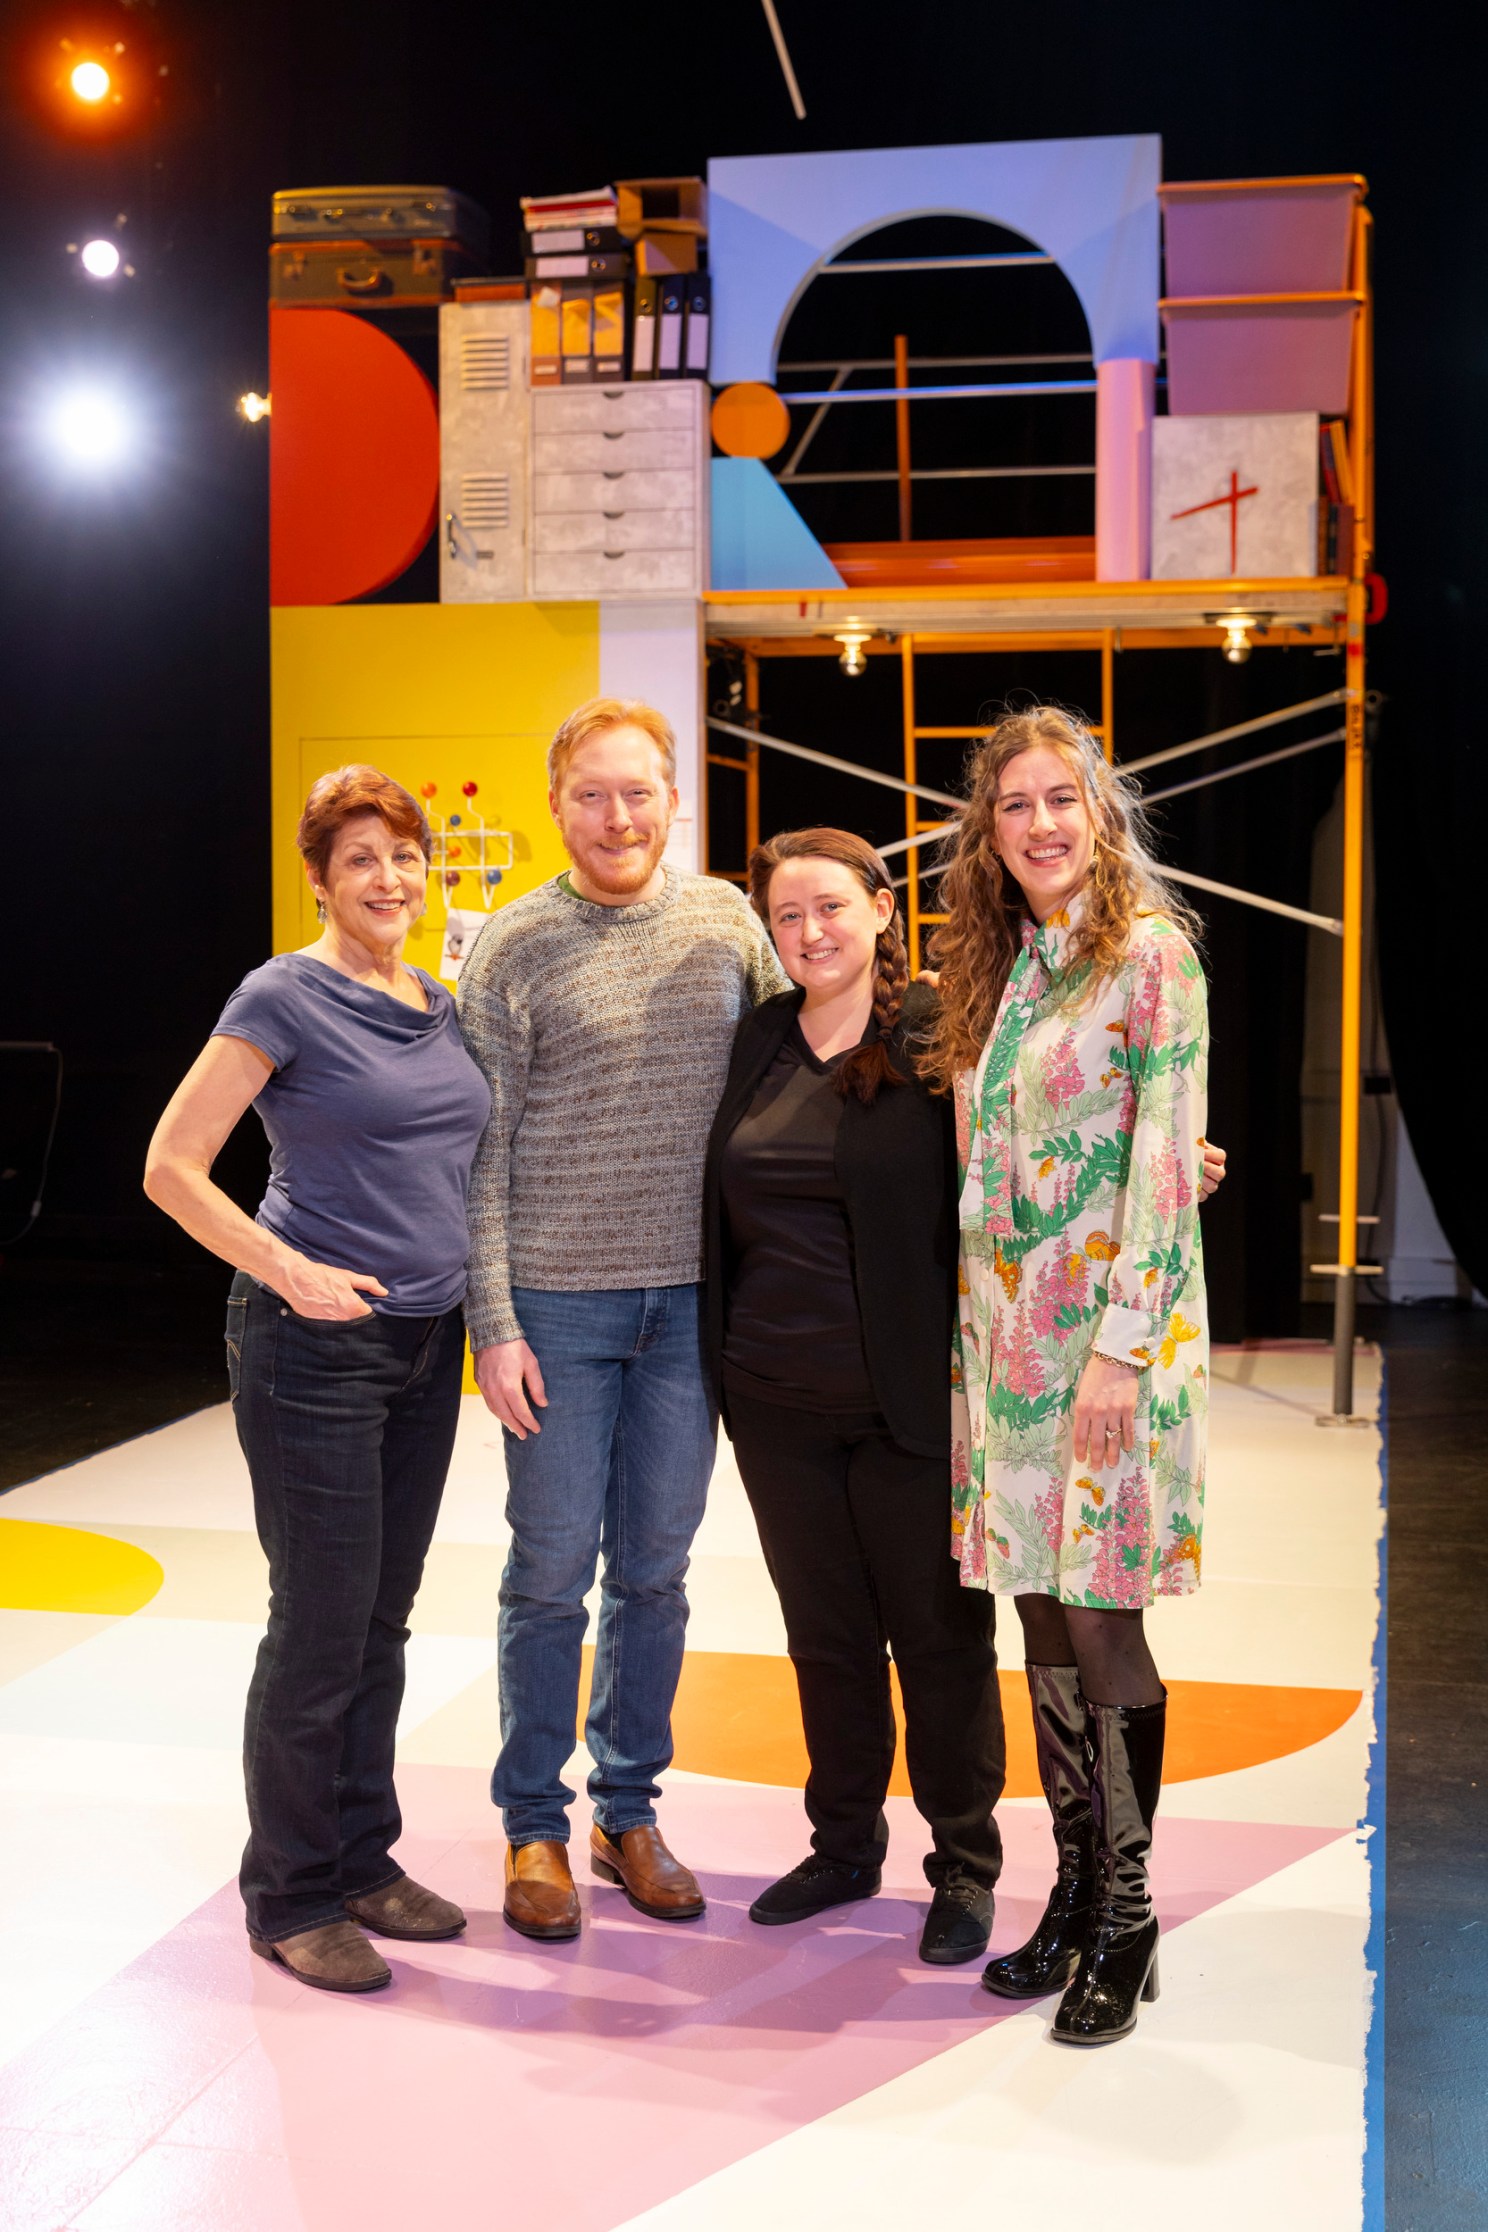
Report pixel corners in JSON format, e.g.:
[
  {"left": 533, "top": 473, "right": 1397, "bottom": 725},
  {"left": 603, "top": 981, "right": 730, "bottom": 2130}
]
[{"left": 702, "top": 828, "right": 1005, "bottom": 1967}]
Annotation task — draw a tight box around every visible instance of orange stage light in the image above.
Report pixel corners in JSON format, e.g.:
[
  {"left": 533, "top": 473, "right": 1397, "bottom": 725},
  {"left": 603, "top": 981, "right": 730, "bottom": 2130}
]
[{"left": 69, "top": 58, "right": 110, "bottom": 101}]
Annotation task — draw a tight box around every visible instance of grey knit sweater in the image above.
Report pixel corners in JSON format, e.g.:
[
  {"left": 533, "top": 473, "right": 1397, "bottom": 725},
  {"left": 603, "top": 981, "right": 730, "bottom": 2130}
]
[{"left": 456, "top": 871, "right": 786, "bottom": 1347}]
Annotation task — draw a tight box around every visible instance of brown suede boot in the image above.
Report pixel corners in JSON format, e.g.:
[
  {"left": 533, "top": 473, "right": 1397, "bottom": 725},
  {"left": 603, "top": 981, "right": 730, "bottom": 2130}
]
[
  {"left": 345, "top": 1872, "right": 467, "bottom": 1941},
  {"left": 503, "top": 1840, "right": 581, "bottom": 1941},
  {"left": 250, "top": 1919, "right": 391, "bottom": 1993},
  {"left": 590, "top": 1824, "right": 705, "bottom": 1921}
]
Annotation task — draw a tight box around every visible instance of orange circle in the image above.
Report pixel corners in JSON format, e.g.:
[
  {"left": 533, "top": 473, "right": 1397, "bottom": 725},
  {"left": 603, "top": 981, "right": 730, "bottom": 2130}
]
[{"left": 710, "top": 382, "right": 791, "bottom": 461}]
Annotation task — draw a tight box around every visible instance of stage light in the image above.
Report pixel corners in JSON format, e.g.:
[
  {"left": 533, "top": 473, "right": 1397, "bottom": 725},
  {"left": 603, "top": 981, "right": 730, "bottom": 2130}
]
[
  {"left": 69, "top": 59, "right": 110, "bottom": 102},
  {"left": 47, "top": 387, "right": 132, "bottom": 467},
  {"left": 80, "top": 237, "right": 121, "bottom": 279},
  {"left": 834, "top": 627, "right": 872, "bottom": 677},
  {"left": 237, "top": 391, "right": 271, "bottom": 423},
  {"left": 1220, "top": 617, "right": 1253, "bottom": 665}
]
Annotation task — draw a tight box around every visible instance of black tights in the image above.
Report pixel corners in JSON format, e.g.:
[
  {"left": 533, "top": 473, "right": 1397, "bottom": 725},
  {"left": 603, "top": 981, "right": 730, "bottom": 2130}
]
[{"left": 1014, "top": 1593, "right": 1165, "bottom": 1709}]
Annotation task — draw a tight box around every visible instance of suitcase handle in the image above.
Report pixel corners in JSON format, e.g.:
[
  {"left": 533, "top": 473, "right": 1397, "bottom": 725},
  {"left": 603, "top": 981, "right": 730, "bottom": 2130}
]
[{"left": 338, "top": 267, "right": 391, "bottom": 296}]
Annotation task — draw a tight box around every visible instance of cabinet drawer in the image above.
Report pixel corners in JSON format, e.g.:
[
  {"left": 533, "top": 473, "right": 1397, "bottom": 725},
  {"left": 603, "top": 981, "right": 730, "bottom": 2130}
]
[
  {"left": 532, "top": 509, "right": 695, "bottom": 553},
  {"left": 531, "top": 547, "right": 699, "bottom": 596},
  {"left": 532, "top": 384, "right": 699, "bottom": 434},
  {"left": 532, "top": 468, "right": 695, "bottom": 514},
  {"left": 533, "top": 428, "right": 693, "bottom": 474}
]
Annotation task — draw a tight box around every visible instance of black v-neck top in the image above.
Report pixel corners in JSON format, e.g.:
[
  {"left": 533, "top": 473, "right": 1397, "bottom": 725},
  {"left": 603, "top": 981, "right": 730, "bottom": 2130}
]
[{"left": 719, "top": 1020, "right": 875, "bottom": 1411}]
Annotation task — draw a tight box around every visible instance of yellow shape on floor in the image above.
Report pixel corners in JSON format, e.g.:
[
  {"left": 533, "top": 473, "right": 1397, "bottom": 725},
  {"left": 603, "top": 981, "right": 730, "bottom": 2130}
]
[
  {"left": 576, "top": 1648, "right": 1361, "bottom": 1799},
  {"left": 0, "top": 1518, "right": 164, "bottom": 1616}
]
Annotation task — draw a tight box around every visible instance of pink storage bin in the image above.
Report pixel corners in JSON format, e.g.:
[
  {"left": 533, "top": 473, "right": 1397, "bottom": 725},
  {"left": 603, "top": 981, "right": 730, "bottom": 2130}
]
[
  {"left": 1162, "top": 178, "right": 1362, "bottom": 296},
  {"left": 1163, "top": 299, "right": 1358, "bottom": 417}
]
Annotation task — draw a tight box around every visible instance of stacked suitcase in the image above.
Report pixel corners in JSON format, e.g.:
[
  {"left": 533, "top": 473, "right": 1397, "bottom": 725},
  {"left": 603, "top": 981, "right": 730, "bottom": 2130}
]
[{"left": 270, "top": 186, "right": 490, "bottom": 308}]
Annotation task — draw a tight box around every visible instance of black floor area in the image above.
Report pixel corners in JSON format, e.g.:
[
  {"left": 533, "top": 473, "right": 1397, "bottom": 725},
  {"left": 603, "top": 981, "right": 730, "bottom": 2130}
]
[{"left": 1, "top": 1242, "right": 1483, "bottom": 2222}]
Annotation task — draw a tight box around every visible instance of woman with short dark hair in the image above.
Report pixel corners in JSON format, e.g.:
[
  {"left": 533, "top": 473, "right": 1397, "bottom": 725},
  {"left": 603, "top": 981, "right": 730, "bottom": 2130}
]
[{"left": 145, "top": 765, "right": 491, "bottom": 1994}]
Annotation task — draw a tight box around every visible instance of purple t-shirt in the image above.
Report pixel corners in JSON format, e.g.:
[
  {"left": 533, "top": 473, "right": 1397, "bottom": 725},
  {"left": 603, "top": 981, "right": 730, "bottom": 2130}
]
[{"left": 214, "top": 954, "right": 492, "bottom": 1316}]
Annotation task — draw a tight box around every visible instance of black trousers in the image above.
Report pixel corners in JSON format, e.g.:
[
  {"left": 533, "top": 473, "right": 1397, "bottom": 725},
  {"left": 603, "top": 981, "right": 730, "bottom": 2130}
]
[
  {"left": 227, "top": 1273, "right": 466, "bottom": 1941},
  {"left": 728, "top": 1391, "right": 1005, "bottom": 1887}
]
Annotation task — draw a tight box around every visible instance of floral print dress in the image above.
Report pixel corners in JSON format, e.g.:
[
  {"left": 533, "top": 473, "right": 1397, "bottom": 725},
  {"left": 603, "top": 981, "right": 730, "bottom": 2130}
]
[{"left": 950, "top": 899, "right": 1209, "bottom": 1608}]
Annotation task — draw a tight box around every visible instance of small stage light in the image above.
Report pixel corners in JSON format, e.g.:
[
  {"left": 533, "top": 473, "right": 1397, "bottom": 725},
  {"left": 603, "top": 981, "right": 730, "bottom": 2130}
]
[
  {"left": 48, "top": 388, "right": 131, "bottom": 467},
  {"left": 237, "top": 392, "right": 271, "bottom": 423},
  {"left": 833, "top": 627, "right": 872, "bottom": 677},
  {"left": 1220, "top": 618, "right": 1253, "bottom": 665},
  {"left": 69, "top": 60, "right": 110, "bottom": 102},
  {"left": 80, "top": 238, "right": 121, "bottom": 279}
]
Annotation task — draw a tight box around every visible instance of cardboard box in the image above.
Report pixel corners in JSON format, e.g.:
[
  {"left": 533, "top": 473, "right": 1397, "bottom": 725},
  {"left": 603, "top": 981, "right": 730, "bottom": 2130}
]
[{"left": 616, "top": 178, "right": 707, "bottom": 240}]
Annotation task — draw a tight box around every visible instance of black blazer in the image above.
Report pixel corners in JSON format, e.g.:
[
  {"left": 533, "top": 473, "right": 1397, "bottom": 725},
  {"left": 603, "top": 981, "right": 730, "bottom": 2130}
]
[{"left": 701, "top": 981, "right": 958, "bottom": 1460}]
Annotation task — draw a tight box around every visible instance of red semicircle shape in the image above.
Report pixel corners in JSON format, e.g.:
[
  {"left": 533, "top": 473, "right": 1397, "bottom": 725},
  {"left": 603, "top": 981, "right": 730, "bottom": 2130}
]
[{"left": 269, "top": 308, "right": 438, "bottom": 606}]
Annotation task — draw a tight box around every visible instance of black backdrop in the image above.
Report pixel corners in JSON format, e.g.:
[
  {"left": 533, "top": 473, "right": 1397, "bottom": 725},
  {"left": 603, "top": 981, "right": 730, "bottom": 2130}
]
[{"left": 1, "top": 0, "right": 1480, "bottom": 1325}]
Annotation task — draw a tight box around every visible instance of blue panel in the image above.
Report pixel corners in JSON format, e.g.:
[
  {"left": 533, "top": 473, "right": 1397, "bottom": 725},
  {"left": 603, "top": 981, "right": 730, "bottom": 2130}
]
[
  {"left": 710, "top": 459, "right": 846, "bottom": 592},
  {"left": 708, "top": 134, "right": 1161, "bottom": 382}
]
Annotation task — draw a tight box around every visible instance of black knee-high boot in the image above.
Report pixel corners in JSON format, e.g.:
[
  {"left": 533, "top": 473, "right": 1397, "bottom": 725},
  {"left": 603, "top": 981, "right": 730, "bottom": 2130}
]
[
  {"left": 1051, "top": 1692, "right": 1165, "bottom": 2044},
  {"left": 981, "top": 1663, "right": 1096, "bottom": 1999}
]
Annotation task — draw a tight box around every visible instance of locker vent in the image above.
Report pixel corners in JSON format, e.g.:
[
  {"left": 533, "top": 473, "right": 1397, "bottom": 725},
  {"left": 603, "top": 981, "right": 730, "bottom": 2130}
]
[
  {"left": 460, "top": 334, "right": 512, "bottom": 391},
  {"left": 461, "top": 474, "right": 511, "bottom": 532}
]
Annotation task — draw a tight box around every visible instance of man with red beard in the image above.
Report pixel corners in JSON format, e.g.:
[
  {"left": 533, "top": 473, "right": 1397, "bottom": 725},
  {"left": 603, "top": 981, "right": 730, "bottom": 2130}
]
[{"left": 458, "top": 698, "right": 785, "bottom": 1941}]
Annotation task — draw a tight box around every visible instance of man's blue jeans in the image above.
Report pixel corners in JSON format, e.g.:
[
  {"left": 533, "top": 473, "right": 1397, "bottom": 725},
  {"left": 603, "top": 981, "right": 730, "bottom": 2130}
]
[{"left": 494, "top": 1284, "right": 716, "bottom": 1846}]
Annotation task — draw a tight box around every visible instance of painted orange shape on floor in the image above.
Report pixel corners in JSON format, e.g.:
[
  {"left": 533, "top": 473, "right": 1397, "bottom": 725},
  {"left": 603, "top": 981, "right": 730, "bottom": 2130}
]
[
  {"left": 580, "top": 1648, "right": 1360, "bottom": 1797},
  {"left": 0, "top": 1517, "right": 163, "bottom": 1615}
]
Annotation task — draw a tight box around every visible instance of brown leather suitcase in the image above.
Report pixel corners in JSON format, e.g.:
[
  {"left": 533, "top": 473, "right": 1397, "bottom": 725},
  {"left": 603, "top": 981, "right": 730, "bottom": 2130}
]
[
  {"left": 272, "top": 186, "right": 489, "bottom": 260},
  {"left": 269, "top": 238, "right": 483, "bottom": 308}
]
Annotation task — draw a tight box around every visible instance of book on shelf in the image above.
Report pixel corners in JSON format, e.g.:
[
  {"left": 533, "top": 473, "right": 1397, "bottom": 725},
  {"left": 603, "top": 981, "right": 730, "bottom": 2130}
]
[
  {"left": 592, "top": 283, "right": 627, "bottom": 383},
  {"left": 522, "top": 225, "right": 626, "bottom": 258},
  {"left": 1324, "top": 419, "right": 1355, "bottom": 508},
  {"left": 529, "top": 283, "right": 562, "bottom": 385},
  {"left": 525, "top": 250, "right": 632, "bottom": 281},
  {"left": 560, "top": 281, "right": 595, "bottom": 382},
  {"left": 683, "top": 272, "right": 710, "bottom": 377},
  {"left": 520, "top": 188, "right": 619, "bottom": 233},
  {"left": 656, "top": 274, "right": 685, "bottom": 378},
  {"left": 631, "top": 273, "right": 659, "bottom": 379}
]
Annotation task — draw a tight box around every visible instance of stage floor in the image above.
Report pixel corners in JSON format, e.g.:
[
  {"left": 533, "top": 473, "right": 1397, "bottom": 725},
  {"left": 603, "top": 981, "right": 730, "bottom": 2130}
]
[{"left": 0, "top": 1343, "right": 1383, "bottom": 2231}]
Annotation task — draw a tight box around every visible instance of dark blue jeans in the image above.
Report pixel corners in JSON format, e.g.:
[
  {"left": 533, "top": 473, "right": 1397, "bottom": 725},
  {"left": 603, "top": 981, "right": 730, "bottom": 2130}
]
[
  {"left": 494, "top": 1284, "right": 717, "bottom": 1846},
  {"left": 226, "top": 1272, "right": 465, "bottom": 1942}
]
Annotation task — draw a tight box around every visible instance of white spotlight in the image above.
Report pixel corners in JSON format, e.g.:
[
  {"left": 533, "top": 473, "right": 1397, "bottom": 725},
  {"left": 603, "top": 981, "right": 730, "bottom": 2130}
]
[
  {"left": 80, "top": 238, "right": 122, "bottom": 280},
  {"left": 48, "top": 388, "right": 132, "bottom": 467}
]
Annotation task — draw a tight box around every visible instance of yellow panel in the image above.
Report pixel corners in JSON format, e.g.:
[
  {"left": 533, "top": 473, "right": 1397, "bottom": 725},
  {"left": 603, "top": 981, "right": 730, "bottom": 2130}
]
[{"left": 270, "top": 603, "right": 600, "bottom": 958}]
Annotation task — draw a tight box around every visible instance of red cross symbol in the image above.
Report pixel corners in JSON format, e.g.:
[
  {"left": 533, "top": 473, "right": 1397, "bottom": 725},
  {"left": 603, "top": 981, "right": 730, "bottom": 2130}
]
[{"left": 1171, "top": 469, "right": 1259, "bottom": 575}]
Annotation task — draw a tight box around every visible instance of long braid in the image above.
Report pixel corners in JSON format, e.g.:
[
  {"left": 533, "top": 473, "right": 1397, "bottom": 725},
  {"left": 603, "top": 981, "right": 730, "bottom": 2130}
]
[{"left": 837, "top": 916, "right": 909, "bottom": 1104}]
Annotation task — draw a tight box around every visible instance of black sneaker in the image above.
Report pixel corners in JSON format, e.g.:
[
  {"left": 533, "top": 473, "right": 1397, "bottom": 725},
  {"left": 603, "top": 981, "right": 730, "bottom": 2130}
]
[
  {"left": 748, "top": 1856, "right": 882, "bottom": 1926},
  {"left": 918, "top": 1877, "right": 994, "bottom": 1966}
]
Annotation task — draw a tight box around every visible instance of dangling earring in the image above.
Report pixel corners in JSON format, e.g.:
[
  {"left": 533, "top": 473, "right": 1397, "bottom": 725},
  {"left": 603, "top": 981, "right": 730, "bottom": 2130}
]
[{"left": 316, "top": 898, "right": 327, "bottom": 923}]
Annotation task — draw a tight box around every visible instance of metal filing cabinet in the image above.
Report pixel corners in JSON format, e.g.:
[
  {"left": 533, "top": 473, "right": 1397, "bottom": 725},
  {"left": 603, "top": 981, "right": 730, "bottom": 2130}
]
[
  {"left": 438, "top": 301, "right": 529, "bottom": 602},
  {"left": 529, "top": 382, "right": 709, "bottom": 599}
]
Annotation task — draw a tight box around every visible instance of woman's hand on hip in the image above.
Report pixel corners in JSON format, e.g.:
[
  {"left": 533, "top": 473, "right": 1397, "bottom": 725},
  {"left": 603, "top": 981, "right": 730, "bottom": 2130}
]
[
  {"left": 276, "top": 1253, "right": 387, "bottom": 1320},
  {"left": 1198, "top": 1139, "right": 1227, "bottom": 1200},
  {"left": 474, "top": 1338, "right": 548, "bottom": 1438},
  {"left": 1073, "top": 1353, "right": 1140, "bottom": 1468}
]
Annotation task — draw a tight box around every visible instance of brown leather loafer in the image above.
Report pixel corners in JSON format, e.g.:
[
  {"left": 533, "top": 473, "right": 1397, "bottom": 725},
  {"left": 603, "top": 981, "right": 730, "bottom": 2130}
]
[
  {"left": 504, "top": 1840, "right": 581, "bottom": 1941},
  {"left": 590, "top": 1823, "right": 705, "bottom": 1921},
  {"left": 345, "top": 1872, "right": 466, "bottom": 1941},
  {"left": 250, "top": 1919, "right": 391, "bottom": 1993}
]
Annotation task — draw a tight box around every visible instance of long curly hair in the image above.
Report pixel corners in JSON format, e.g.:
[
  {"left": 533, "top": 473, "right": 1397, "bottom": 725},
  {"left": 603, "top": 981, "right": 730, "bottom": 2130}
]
[
  {"left": 748, "top": 827, "right": 910, "bottom": 1104},
  {"left": 917, "top": 706, "right": 1197, "bottom": 1092}
]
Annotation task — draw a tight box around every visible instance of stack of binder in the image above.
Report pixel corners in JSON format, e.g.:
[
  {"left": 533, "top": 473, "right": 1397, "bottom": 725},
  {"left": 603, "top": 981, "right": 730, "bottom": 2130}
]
[
  {"left": 618, "top": 179, "right": 710, "bottom": 384},
  {"left": 519, "top": 178, "right": 713, "bottom": 387},
  {"left": 522, "top": 187, "right": 629, "bottom": 386}
]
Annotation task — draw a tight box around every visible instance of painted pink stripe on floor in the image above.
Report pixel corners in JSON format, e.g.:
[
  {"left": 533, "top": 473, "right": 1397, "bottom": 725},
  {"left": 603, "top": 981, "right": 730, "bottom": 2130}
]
[{"left": 0, "top": 1771, "right": 1344, "bottom": 2232}]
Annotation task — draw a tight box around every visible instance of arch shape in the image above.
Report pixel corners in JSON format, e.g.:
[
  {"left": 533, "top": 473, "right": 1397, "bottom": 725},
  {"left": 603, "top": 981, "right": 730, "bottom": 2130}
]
[
  {"left": 707, "top": 135, "right": 1160, "bottom": 386},
  {"left": 768, "top": 203, "right": 1091, "bottom": 375}
]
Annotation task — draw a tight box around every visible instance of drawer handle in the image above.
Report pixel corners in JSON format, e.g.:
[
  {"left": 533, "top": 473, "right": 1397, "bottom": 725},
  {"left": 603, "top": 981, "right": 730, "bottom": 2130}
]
[
  {"left": 603, "top": 551, "right": 625, "bottom": 561},
  {"left": 602, "top": 429, "right": 625, "bottom": 441},
  {"left": 602, "top": 509, "right": 625, "bottom": 520},
  {"left": 602, "top": 471, "right": 626, "bottom": 481},
  {"left": 601, "top": 389, "right": 625, "bottom": 399}
]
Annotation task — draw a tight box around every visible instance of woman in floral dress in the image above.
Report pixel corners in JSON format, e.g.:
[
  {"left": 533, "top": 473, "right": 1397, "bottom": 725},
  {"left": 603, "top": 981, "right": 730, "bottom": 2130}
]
[{"left": 920, "top": 706, "right": 1209, "bottom": 2046}]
